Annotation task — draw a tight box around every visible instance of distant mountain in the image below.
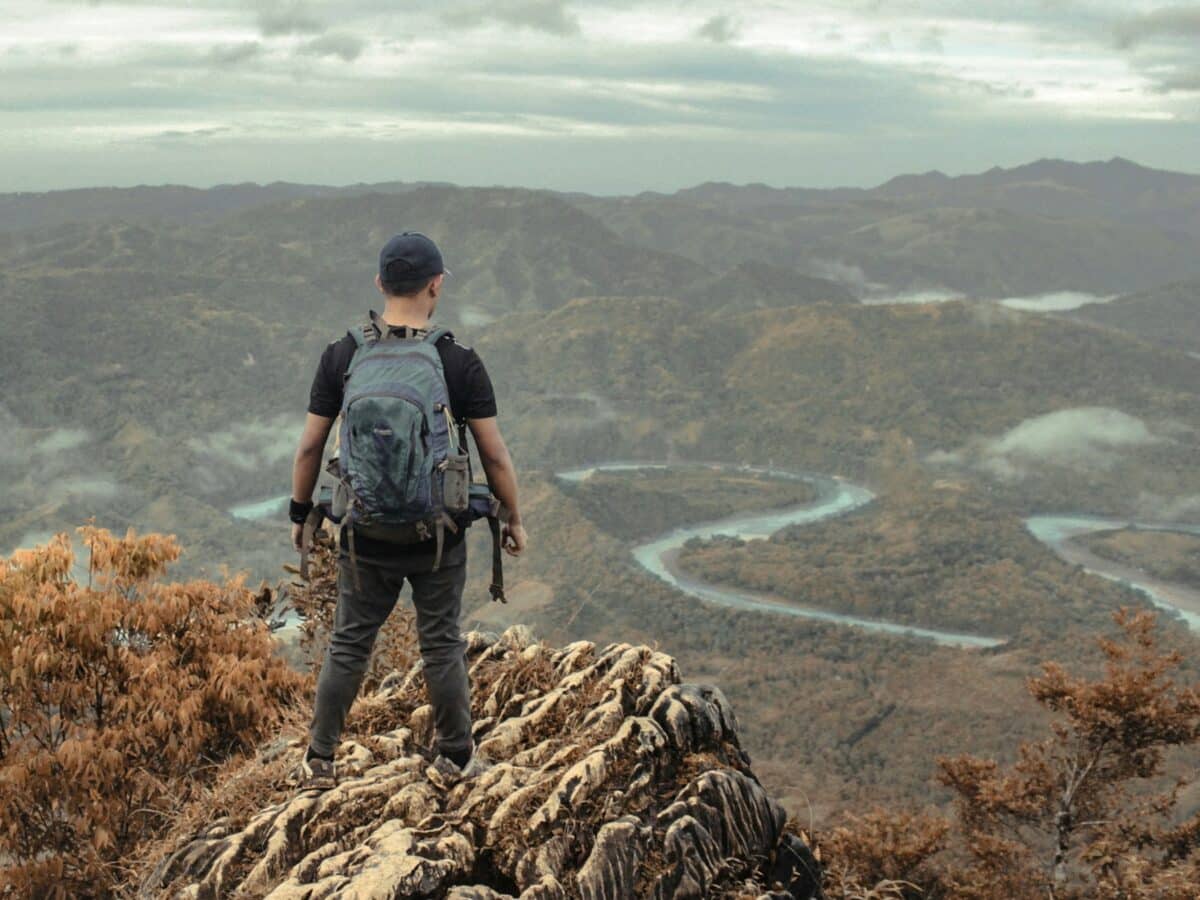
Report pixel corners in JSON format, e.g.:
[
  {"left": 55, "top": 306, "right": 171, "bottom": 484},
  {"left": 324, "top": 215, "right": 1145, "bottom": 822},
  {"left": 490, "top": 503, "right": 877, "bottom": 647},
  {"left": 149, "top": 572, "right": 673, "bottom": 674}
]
[
  {"left": 663, "top": 179, "right": 874, "bottom": 212},
  {"left": 0, "top": 184, "right": 707, "bottom": 366},
  {"left": 213, "top": 185, "right": 705, "bottom": 320},
  {"left": 872, "top": 156, "right": 1200, "bottom": 235},
  {"left": 670, "top": 157, "right": 1200, "bottom": 236},
  {"left": 6, "top": 156, "right": 1200, "bottom": 299},
  {"left": 0, "top": 180, "right": 450, "bottom": 233},
  {"left": 572, "top": 158, "right": 1200, "bottom": 298}
]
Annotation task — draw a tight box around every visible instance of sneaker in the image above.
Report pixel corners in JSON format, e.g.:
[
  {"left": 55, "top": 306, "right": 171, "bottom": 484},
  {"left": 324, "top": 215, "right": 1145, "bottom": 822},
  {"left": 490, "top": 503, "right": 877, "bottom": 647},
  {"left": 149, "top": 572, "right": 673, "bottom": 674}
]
[
  {"left": 425, "top": 743, "right": 492, "bottom": 790},
  {"left": 295, "top": 753, "right": 337, "bottom": 791}
]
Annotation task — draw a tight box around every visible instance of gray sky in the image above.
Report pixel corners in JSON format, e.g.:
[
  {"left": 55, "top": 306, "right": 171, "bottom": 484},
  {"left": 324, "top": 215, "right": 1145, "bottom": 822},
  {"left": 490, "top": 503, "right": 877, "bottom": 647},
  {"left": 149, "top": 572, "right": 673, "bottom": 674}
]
[{"left": 2, "top": 0, "right": 1198, "bottom": 194}]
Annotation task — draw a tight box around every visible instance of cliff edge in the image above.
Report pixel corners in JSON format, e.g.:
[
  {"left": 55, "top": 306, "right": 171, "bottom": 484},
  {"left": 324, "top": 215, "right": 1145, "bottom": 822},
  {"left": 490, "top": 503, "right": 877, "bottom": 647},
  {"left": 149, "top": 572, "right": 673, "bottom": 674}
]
[{"left": 145, "top": 626, "right": 821, "bottom": 899}]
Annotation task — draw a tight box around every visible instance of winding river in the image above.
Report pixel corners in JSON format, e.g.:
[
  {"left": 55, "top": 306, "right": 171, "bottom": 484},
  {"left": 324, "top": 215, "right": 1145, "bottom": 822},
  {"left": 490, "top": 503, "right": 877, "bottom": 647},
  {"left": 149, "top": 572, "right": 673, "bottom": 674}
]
[
  {"left": 1026, "top": 515, "right": 1200, "bottom": 632},
  {"left": 230, "top": 463, "right": 1200, "bottom": 647},
  {"left": 558, "top": 463, "right": 1003, "bottom": 648}
]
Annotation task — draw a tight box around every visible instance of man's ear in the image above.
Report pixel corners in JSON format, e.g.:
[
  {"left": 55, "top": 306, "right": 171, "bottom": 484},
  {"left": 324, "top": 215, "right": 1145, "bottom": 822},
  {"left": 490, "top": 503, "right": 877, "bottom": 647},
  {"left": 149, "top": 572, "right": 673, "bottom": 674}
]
[{"left": 374, "top": 273, "right": 386, "bottom": 295}]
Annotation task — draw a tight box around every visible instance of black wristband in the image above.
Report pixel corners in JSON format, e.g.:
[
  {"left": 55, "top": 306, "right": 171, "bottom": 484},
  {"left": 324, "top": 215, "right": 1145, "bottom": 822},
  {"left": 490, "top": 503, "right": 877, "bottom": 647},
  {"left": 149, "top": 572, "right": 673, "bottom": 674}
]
[{"left": 289, "top": 499, "right": 314, "bottom": 524}]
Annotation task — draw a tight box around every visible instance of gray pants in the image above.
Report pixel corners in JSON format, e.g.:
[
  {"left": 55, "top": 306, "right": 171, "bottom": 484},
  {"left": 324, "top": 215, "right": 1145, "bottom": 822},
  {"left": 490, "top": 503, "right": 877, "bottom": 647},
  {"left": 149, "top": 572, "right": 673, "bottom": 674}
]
[{"left": 308, "top": 538, "right": 471, "bottom": 759}]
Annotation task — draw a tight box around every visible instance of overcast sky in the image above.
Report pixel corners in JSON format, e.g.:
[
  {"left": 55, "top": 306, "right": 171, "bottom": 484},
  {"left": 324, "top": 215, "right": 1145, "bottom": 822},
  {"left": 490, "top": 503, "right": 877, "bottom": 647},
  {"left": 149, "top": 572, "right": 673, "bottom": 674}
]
[{"left": 2, "top": 0, "right": 1198, "bottom": 194}]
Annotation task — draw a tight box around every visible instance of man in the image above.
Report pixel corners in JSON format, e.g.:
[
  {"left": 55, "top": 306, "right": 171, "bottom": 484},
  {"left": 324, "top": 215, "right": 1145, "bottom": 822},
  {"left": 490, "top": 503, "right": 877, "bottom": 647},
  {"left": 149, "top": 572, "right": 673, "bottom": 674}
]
[{"left": 289, "top": 231, "right": 527, "bottom": 790}]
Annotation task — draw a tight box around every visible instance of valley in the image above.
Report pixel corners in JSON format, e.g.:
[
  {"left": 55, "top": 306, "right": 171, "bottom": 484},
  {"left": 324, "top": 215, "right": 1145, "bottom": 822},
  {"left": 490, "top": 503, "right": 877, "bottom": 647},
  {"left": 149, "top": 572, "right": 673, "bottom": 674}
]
[{"left": 4, "top": 158, "right": 1200, "bottom": 822}]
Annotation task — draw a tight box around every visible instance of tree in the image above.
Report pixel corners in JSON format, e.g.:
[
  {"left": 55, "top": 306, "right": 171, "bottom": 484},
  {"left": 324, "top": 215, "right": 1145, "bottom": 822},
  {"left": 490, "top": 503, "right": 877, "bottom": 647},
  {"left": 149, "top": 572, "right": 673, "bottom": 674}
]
[
  {"left": 822, "top": 609, "right": 1200, "bottom": 900},
  {"left": 0, "top": 527, "right": 305, "bottom": 897},
  {"left": 936, "top": 608, "right": 1200, "bottom": 899}
]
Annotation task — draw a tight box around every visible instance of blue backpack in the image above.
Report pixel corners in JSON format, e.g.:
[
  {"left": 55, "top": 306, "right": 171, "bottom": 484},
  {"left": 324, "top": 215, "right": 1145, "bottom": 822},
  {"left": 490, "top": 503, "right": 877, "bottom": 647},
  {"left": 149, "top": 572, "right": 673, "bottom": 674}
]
[{"left": 313, "top": 311, "right": 506, "bottom": 599}]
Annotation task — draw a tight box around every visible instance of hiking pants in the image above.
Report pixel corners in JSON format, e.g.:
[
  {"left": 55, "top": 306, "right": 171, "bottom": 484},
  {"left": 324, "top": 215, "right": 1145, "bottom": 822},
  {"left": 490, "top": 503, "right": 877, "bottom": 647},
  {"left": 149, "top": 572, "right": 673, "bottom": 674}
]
[{"left": 308, "top": 538, "right": 471, "bottom": 760}]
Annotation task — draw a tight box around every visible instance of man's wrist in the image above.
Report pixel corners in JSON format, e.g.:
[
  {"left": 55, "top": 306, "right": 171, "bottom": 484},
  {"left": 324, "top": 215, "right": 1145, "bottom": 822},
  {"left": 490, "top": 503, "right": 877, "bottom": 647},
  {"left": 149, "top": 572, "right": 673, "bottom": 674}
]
[{"left": 289, "top": 498, "right": 314, "bottom": 524}]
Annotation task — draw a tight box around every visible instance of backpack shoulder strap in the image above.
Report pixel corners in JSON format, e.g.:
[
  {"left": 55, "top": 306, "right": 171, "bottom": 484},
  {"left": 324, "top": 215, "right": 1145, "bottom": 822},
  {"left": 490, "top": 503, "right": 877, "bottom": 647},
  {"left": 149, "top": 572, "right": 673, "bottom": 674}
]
[
  {"left": 367, "top": 309, "right": 395, "bottom": 344},
  {"left": 422, "top": 326, "right": 453, "bottom": 346}
]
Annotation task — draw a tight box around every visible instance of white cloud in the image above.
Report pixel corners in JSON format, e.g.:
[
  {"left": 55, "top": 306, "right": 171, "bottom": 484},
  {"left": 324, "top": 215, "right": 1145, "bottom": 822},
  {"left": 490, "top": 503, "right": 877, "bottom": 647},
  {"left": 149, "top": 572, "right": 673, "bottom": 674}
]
[
  {"left": 0, "top": 0, "right": 1197, "bottom": 191},
  {"left": 0, "top": 411, "right": 121, "bottom": 516},
  {"left": 188, "top": 414, "right": 305, "bottom": 474},
  {"left": 861, "top": 288, "right": 962, "bottom": 305},
  {"left": 998, "top": 291, "right": 1118, "bottom": 312},
  {"left": 929, "top": 407, "right": 1168, "bottom": 481}
]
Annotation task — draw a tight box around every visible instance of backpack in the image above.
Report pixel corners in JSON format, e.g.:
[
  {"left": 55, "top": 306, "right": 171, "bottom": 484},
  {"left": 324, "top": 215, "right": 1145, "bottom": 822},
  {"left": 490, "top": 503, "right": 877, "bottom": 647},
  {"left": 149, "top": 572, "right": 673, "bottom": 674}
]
[{"left": 303, "top": 311, "right": 507, "bottom": 601}]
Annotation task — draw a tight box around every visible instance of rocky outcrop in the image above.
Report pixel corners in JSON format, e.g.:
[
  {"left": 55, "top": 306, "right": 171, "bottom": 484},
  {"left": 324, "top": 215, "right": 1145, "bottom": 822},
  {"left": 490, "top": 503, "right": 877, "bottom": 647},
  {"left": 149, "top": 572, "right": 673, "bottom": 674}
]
[{"left": 146, "top": 626, "right": 821, "bottom": 899}]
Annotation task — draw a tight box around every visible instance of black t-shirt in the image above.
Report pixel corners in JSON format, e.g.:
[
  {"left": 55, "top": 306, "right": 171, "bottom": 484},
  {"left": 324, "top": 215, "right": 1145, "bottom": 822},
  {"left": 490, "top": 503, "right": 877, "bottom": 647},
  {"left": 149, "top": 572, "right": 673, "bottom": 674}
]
[{"left": 307, "top": 323, "right": 497, "bottom": 558}]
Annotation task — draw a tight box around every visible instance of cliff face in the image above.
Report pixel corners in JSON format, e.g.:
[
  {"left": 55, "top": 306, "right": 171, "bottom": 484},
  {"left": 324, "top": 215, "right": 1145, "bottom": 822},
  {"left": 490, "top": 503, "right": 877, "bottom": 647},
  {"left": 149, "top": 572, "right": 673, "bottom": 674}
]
[{"left": 146, "top": 626, "right": 821, "bottom": 899}]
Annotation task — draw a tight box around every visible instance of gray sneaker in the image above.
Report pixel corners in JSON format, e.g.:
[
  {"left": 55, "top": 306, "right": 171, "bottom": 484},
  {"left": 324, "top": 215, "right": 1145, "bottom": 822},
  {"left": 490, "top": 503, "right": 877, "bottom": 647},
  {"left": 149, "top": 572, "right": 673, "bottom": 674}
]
[
  {"left": 425, "top": 744, "right": 492, "bottom": 790},
  {"left": 296, "top": 753, "right": 337, "bottom": 791}
]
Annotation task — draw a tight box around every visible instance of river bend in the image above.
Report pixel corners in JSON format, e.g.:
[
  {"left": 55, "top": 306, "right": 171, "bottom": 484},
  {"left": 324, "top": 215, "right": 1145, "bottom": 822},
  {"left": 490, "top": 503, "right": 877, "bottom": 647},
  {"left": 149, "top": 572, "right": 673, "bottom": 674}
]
[{"left": 230, "top": 463, "right": 1200, "bottom": 646}]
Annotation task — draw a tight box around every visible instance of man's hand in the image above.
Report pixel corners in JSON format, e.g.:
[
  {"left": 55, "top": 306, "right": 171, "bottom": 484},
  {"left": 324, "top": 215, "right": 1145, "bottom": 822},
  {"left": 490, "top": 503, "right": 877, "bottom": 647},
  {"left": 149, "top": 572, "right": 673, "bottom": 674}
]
[
  {"left": 501, "top": 521, "right": 527, "bottom": 557},
  {"left": 291, "top": 522, "right": 304, "bottom": 553}
]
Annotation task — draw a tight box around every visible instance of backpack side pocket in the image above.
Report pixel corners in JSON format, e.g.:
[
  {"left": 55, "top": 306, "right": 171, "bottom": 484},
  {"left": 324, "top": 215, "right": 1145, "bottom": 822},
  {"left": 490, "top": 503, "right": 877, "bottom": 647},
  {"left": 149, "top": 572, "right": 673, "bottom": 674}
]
[{"left": 442, "top": 451, "right": 470, "bottom": 514}]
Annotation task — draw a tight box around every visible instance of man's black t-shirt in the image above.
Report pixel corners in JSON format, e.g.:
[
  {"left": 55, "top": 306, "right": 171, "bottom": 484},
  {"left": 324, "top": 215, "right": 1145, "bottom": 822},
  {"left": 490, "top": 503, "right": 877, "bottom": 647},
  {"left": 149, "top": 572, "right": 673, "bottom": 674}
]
[{"left": 307, "top": 323, "right": 497, "bottom": 558}]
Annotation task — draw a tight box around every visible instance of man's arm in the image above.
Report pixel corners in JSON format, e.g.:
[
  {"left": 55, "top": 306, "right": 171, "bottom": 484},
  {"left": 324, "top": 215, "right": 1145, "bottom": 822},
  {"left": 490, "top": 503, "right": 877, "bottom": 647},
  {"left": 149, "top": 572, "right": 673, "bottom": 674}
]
[
  {"left": 467, "top": 416, "right": 527, "bottom": 556},
  {"left": 290, "top": 413, "right": 334, "bottom": 550}
]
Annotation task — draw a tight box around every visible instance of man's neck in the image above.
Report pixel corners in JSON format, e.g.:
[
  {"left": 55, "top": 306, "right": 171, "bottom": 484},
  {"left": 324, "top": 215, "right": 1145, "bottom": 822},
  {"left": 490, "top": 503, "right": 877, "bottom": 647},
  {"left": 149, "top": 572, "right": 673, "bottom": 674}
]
[{"left": 381, "top": 298, "right": 432, "bottom": 329}]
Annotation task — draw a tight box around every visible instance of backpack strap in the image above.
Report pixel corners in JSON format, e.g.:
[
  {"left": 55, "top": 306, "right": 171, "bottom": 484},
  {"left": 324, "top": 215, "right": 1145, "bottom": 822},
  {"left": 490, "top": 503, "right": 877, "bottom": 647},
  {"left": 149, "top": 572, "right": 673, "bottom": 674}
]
[
  {"left": 422, "top": 326, "right": 453, "bottom": 346},
  {"left": 349, "top": 325, "right": 368, "bottom": 349},
  {"left": 487, "top": 514, "right": 507, "bottom": 603},
  {"left": 368, "top": 310, "right": 395, "bottom": 343},
  {"left": 360, "top": 313, "right": 451, "bottom": 346},
  {"left": 298, "top": 505, "right": 327, "bottom": 581}
]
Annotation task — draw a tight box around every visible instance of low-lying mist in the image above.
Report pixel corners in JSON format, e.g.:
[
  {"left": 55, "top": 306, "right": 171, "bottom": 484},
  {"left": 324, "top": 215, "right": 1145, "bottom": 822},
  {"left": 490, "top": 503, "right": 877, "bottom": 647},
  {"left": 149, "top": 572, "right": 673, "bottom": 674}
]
[
  {"left": 927, "top": 406, "right": 1169, "bottom": 482},
  {"left": 998, "top": 291, "right": 1116, "bottom": 312},
  {"left": 187, "top": 414, "right": 305, "bottom": 496}
]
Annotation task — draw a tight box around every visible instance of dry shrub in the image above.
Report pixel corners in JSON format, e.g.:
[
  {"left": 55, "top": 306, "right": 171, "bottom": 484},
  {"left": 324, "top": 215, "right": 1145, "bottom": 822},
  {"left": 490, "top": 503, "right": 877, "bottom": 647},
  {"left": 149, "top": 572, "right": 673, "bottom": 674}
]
[
  {"left": 0, "top": 527, "right": 306, "bottom": 898},
  {"left": 823, "top": 610, "right": 1200, "bottom": 900},
  {"left": 937, "top": 608, "right": 1200, "bottom": 899},
  {"left": 819, "top": 808, "right": 949, "bottom": 899}
]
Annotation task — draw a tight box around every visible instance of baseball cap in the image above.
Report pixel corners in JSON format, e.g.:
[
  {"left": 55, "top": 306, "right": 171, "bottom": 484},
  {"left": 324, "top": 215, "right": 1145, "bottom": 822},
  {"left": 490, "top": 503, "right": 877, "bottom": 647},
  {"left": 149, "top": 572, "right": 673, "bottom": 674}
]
[{"left": 378, "top": 231, "right": 452, "bottom": 283}]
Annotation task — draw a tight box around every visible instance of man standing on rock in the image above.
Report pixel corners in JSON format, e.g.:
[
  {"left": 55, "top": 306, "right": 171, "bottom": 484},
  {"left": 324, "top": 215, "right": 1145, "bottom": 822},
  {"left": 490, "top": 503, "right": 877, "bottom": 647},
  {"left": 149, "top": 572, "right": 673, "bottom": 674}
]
[{"left": 288, "top": 231, "right": 527, "bottom": 790}]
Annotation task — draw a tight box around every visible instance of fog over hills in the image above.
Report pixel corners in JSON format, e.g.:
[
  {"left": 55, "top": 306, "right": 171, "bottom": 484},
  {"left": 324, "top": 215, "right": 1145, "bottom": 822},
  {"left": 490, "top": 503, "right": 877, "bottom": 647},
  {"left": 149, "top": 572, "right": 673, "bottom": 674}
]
[{"left": 4, "top": 156, "right": 1200, "bottom": 826}]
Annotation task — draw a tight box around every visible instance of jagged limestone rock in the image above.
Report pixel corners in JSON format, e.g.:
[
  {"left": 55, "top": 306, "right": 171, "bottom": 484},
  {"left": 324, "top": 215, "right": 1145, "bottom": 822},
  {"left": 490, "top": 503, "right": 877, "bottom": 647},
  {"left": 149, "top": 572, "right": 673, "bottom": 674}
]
[
  {"left": 576, "top": 816, "right": 650, "bottom": 900},
  {"left": 146, "top": 630, "right": 823, "bottom": 899}
]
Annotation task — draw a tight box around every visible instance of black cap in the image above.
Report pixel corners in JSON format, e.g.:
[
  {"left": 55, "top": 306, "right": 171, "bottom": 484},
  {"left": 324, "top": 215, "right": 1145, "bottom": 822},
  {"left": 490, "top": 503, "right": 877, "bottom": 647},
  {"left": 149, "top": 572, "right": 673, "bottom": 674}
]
[{"left": 378, "top": 231, "right": 451, "bottom": 284}]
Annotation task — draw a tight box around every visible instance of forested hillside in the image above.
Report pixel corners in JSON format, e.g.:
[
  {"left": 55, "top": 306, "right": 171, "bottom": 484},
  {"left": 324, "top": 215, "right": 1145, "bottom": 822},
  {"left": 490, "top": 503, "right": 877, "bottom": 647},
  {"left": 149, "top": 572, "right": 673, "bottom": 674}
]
[{"left": 1069, "top": 277, "right": 1200, "bottom": 354}]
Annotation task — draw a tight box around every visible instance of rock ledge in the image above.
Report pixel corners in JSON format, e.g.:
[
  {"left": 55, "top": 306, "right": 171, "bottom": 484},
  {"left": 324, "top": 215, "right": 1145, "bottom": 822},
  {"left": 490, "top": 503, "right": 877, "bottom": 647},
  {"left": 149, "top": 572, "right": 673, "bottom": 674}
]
[{"left": 147, "top": 626, "right": 821, "bottom": 899}]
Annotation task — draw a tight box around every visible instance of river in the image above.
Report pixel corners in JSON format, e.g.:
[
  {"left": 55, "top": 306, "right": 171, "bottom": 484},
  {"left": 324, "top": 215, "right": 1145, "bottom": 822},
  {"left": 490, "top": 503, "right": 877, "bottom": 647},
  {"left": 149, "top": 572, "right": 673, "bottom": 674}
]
[
  {"left": 230, "top": 464, "right": 1200, "bottom": 646},
  {"left": 558, "top": 463, "right": 1003, "bottom": 648}
]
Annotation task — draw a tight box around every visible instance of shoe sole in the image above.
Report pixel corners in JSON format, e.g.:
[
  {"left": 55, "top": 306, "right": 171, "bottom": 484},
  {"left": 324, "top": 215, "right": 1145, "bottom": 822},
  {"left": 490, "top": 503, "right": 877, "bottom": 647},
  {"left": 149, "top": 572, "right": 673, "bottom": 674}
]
[{"left": 299, "top": 776, "right": 336, "bottom": 791}]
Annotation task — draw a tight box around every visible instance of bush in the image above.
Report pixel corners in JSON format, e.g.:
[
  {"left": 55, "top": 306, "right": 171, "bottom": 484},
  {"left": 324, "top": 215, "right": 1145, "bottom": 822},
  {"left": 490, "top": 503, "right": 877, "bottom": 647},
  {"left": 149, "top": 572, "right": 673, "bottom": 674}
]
[{"left": 0, "top": 526, "right": 306, "bottom": 897}]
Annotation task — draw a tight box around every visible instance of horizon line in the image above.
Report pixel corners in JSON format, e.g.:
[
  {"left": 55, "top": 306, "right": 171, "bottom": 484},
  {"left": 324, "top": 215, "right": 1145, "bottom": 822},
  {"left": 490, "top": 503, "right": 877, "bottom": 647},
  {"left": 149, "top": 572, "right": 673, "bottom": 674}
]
[{"left": 5, "top": 154, "right": 1197, "bottom": 201}]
